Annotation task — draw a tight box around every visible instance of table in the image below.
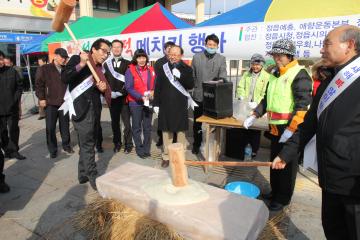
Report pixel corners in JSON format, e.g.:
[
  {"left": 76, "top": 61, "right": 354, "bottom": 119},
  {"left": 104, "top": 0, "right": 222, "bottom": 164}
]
[{"left": 196, "top": 115, "right": 269, "bottom": 165}]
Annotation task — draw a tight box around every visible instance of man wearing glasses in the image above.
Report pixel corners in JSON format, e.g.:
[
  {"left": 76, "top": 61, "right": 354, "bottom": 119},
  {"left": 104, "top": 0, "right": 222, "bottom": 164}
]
[{"left": 62, "top": 38, "right": 111, "bottom": 191}]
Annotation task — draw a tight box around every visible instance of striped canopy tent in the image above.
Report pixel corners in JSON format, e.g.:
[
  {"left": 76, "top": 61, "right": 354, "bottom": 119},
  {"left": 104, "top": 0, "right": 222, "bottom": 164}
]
[
  {"left": 41, "top": 3, "right": 191, "bottom": 52},
  {"left": 197, "top": 0, "right": 360, "bottom": 26}
]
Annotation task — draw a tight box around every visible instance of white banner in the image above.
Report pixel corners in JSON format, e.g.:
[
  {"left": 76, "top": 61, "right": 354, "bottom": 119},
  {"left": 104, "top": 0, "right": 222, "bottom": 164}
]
[{"left": 60, "top": 14, "right": 360, "bottom": 60}]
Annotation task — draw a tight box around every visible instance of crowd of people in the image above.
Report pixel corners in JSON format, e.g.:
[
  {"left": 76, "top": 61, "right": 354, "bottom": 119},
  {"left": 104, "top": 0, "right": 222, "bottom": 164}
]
[{"left": 0, "top": 25, "right": 359, "bottom": 239}]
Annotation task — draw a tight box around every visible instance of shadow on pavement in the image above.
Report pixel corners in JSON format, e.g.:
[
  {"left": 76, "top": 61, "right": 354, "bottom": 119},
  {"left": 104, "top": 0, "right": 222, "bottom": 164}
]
[
  {"left": 0, "top": 128, "right": 70, "bottom": 217},
  {"left": 27, "top": 185, "right": 90, "bottom": 240}
]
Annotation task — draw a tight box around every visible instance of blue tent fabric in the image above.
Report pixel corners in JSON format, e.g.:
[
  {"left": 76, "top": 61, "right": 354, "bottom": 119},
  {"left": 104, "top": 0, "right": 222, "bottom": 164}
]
[
  {"left": 159, "top": 4, "right": 193, "bottom": 28},
  {"left": 197, "top": 0, "right": 273, "bottom": 26}
]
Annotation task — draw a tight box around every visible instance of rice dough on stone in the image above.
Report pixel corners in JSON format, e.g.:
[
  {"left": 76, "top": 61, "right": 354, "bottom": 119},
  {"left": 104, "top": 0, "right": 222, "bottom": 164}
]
[{"left": 142, "top": 178, "right": 209, "bottom": 205}]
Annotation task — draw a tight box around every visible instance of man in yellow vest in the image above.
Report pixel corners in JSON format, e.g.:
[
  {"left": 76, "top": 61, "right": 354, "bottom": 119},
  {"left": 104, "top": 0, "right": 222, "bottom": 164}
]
[
  {"left": 236, "top": 53, "right": 272, "bottom": 160},
  {"left": 243, "top": 39, "right": 312, "bottom": 211}
]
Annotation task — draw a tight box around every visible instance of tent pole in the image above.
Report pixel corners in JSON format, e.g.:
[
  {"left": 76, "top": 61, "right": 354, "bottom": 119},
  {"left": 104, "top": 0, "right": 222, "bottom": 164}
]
[
  {"left": 235, "top": 60, "right": 240, "bottom": 98},
  {"left": 24, "top": 54, "right": 37, "bottom": 107}
]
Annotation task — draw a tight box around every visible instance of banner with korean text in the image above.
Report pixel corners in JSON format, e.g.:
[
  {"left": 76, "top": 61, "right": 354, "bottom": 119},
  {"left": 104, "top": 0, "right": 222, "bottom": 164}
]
[{"left": 59, "top": 14, "right": 360, "bottom": 60}]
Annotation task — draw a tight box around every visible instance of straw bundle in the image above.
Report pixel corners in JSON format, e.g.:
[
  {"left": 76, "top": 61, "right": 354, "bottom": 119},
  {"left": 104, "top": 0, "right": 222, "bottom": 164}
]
[
  {"left": 259, "top": 208, "right": 288, "bottom": 240},
  {"left": 73, "top": 197, "right": 185, "bottom": 240}
]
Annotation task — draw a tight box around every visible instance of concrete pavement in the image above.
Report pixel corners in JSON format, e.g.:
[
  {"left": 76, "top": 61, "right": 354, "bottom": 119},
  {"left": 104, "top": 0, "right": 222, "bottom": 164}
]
[{"left": 0, "top": 93, "right": 325, "bottom": 239}]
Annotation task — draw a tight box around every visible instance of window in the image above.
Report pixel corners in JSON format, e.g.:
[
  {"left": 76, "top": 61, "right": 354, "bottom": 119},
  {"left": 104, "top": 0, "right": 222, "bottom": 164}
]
[
  {"left": 128, "top": 0, "right": 137, "bottom": 12},
  {"left": 144, "top": 0, "right": 165, "bottom": 6},
  {"left": 93, "top": 0, "right": 120, "bottom": 11}
]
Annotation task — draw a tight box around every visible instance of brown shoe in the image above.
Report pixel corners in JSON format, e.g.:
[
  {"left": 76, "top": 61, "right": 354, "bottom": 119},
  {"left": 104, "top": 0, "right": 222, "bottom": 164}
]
[{"left": 161, "top": 160, "right": 169, "bottom": 168}]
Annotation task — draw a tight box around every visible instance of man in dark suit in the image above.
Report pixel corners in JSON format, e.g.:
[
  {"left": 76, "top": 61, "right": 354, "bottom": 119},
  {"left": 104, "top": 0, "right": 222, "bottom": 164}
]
[
  {"left": 61, "top": 38, "right": 111, "bottom": 190},
  {"left": 104, "top": 40, "right": 133, "bottom": 153}
]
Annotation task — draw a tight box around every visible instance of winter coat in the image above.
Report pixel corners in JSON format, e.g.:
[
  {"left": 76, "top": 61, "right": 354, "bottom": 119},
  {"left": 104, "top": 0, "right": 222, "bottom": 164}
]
[
  {"left": 35, "top": 63, "right": 67, "bottom": 107},
  {"left": 153, "top": 61, "right": 194, "bottom": 132},
  {"left": 279, "top": 55, "right": 360, "bottom": 197},
  {"left": 0, "top": 66, "right": 22, "bottom": 116},
  {"left": 191, "top": 52, "right": 227, "bottom": 102}
]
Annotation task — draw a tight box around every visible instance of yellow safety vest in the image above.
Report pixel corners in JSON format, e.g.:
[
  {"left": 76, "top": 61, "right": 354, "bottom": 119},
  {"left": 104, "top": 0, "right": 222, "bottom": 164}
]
[
  {"left": 267, "top": 64, "right": 305, "bottom": 125},
  {"left": 236, "top": 69, "right": 271, "bottom": 103}
]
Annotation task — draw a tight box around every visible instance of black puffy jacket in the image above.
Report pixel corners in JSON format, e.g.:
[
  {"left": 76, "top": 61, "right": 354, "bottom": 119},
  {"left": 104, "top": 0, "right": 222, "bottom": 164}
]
[{"left": 0, "top": 66, "right": 22, "bottom": 116}]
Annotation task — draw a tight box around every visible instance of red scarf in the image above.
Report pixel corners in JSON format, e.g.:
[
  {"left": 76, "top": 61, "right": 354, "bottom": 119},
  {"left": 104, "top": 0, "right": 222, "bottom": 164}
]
[{"left": 88, "top": 54, "right": 112, "bottom": 107}]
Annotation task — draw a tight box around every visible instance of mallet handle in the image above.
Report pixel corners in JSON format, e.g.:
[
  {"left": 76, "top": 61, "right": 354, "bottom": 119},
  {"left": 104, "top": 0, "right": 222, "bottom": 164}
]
[
  {"left": 64, "top": 23, "right": 101, "bottom": 84},
  {"left": 185, "top": 160, "right": 272, "bottom": 167}
]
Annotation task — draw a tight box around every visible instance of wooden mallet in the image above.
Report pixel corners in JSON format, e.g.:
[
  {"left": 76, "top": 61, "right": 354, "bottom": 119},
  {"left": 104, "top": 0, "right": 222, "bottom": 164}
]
[
  {"left": 168, "top": 143, "right": 272, "bottom": 187},
  {"left": 51, "top": 0, "right": 101, "bottom": 84}
]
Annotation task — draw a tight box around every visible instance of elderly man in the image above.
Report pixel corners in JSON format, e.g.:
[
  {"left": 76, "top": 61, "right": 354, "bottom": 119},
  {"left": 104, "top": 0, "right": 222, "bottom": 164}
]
[
  {"left": 35, "top": 48, "right": 73, "bottom": 159},
  {"left": 272, "top": 25, "right": 360, "bottom": 239},
  {"left": 153, "top": 45, "right": 194, "bottom": 168},
  {"left": 154, "top": 41, "right": 176, "bottom": 147}
]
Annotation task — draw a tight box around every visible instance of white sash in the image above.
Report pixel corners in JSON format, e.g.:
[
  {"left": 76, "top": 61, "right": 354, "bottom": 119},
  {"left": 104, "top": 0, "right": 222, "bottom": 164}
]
[
  {"left": 105, "top": 56, "right": 125, "bottom": 82},
  {"left": 304, "top": 56, "right": 360, "bottom": 172},
  {"left": 59, "top": 75, "right": 94, "bottom": 119},
  {"left": 163, "top": 62, "right": 198, "bottom": 110}
]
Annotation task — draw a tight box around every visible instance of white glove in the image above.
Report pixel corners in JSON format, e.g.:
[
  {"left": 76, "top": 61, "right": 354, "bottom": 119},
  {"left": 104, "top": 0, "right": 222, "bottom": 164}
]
[
  {"left": 153, "top": 106, "right": 159, "bottom": 115},
  {"left": 111, "top": 91, "right": 122, "bottom": 99},
  {"left": 143, "top": 91, "right": 151, "bottom": 97},
  {"left": 172, "top": 68, "right": 181, "bottom": 78},
  {"left": 243, "top": 115, "right": 256, "bottom": 129},
  {"left": 248, "top": 101, "right": 257, "bottom": 110},
  {"left": 279, "top": 129, "right": 294, "bottom": 143}
]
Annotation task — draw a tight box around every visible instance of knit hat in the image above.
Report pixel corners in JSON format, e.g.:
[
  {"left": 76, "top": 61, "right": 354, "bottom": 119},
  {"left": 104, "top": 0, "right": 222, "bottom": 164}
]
[
  {"left": 267, "top": 39, "right": 296, "bottom": 56},
  {"left": 250, "top": 53, "right": 265, "bottom": 65}
]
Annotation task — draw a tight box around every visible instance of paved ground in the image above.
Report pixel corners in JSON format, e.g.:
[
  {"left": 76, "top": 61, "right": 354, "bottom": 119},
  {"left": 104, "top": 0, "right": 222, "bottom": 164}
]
[{"left": 0, "top": 93, "right": 325, "bottom": 239}]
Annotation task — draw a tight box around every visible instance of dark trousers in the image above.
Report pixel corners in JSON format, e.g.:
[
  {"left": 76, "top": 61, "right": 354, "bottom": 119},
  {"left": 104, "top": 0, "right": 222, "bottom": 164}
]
[
  {"left": 45, "top": 105, "right": 71, "bottom": 154},
  {"left": 109, "top": 97, "right": 133, "bottom": 148},
  {"left": 0, "top": 119, "right": 5, "bottom": 182},
  {"left": 322, "top": 191, "right": 360, "bottom": 240},
  {"left": 269, "top": 134, "right": 298, "bottom": 205},
  {"left": 238, "top": 129, "right": 261, "bottom": 159},
  {"left": 0, "top": 109, "right": 20, "bottom": 153},
  {"left": 193, "top": 101, "right": 203, "bottom": 148},
  {"left": 72, "top": 103, "right": 97, "bottom": 180},
  {"left": 129, "top": 105, "right": 152, "bottom": 155},
  {"left": 0, "top": 149, "right": 4, "bottom": 182},
  {"left": 94, "top": 105, "right": 103, "bottom": 149}
]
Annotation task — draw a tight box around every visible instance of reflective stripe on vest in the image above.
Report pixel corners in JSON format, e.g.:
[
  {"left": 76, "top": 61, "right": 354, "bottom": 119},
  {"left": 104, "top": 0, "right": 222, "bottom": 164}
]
[
  {"left": 126, "top": 64, "right": 155, "bottom": 103},
  {"left": 266, "top": 64, "right": 304, "bottom": 125},
  {"left": 267, "top": 111, "right": 292, "bottom": 120}
]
